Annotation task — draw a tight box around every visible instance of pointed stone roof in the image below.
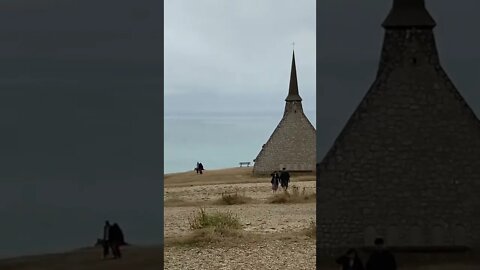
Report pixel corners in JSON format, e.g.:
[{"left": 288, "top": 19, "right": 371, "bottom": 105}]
[
  {"left": 285, "top": 51, "right": 302, "bottom": 102},
  {"left": 382, "top": 0, "right": 436, "bottom": 28}
]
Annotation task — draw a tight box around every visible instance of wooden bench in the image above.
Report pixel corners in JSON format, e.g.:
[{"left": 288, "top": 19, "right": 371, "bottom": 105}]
[{"left": 239, "top": 162, "right": 251, "bottom": 167}]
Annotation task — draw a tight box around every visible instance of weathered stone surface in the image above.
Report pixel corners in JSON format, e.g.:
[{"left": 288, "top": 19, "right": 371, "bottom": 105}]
[{"left": 318, "top": 0, "right": 480, "bottom": 253}]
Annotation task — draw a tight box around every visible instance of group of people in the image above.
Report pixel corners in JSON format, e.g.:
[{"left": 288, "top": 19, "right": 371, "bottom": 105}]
[
  {"left": 194, "top": 162, "right": 205, "bottom": 174},
  {"left": 270, "top": 168, "right": 290, "bottom": 193},
  {"left": 336, "top": 238, "right": 396, "bottom": 270},
  {"left": 101, "top": 220, "right": 125, "bottom": 259}
]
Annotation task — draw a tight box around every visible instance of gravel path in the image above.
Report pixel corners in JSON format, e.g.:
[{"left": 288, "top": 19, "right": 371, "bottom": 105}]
[{"left": 165, "top": 240, "right": 315, "bottom": 270}]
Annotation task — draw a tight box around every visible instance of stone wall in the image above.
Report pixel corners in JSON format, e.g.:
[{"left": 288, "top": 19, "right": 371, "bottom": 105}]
[
  {"left": 253, "top": 102, "right": 316, "bottom": 175},
  {"left": 317, "top": 27, "right": 480, "bottom": 254}
]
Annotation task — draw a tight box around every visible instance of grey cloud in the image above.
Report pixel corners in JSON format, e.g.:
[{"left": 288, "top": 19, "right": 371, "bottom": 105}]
[{"left": 165, "top": 0, "right": 316, "bottom": 114}]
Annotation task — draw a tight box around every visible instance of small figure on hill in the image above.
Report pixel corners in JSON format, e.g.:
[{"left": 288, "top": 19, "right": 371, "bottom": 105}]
[
  {"left": 336, "top": 248, "right": 365, "bottom": 270},
  {"left": 198, "top": 162, "right": 204, "bottom": 174},
  {"left": 279, "top": 168, "right": 290, "bottom": 191},
  {"left": 102, "top": 220, "right": 111, "bottom": 259},
  {"left": 195, "top": 162, "right": 200, "bottom": 174},
  {"left": 108, "top": 223, "right": 125, "bottom": 259},
  {"left": 366, "top": 238, "right": 396, "bottom": 270},
  {"left": 270, "top": 171, "right": 280, "bottom": 193}
]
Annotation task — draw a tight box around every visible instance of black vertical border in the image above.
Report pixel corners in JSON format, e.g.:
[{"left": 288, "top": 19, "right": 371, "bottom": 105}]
[
  {"left": 159, "top": 0, "right": 165, "bottom": 267},
  {"left": 315, "top": 0, "right": 321, "bottom": 267}
]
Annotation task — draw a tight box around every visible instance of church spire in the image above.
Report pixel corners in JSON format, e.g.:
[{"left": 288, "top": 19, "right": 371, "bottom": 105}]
[
  {"left": 382, "top": 0, "right": 436, "bottom": 28},
  {"left": 285, "top": 50, "right": 302, "bottom": 102}
]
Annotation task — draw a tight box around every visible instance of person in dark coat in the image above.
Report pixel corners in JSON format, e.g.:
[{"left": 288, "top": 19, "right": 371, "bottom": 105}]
[
  {"left": 279, "top": 172, "right": 285, "bottom": 189},
  {"left": 336, "top": 248, "right": 364, "bottom": 270},
  {"left": 198, "top": 163, "right": 204, "bottom": 174},
  {"left": 270, "top": 171, "right": 279, "bottom": 193},
  {"left": 279, "top": 168, "right": 290, "bottom": 191},
  {"left": 109, "top": 223, "right": 123, "bottom": 259},
  {"left": 366, "top": 238, "right": 396, "bottom": 270},
  {"left": 102, "top": 220, "right": 111, "bottom": 259},
  {"left": 195, "top": 162, "right": 200, "bottom": 174}
]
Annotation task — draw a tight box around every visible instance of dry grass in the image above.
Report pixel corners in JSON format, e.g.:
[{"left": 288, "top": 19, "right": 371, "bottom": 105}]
[
  {"left": 269, "top": 186, "right": 316, "bottom": 204},
  {"left": 188, "top": 207, "right": 242, "bottom": 231},
  {"left": 215, "top": 191, "right": 253, "bottom": 205},
  {"left": 304, "top": 220, "right": 316, "bottom": 239},
  {"left": 166, "top": 208, "right": 244, "bottom": 247},
  {"left": 165, "top": 191, "right": 254, "bottom": 207}
]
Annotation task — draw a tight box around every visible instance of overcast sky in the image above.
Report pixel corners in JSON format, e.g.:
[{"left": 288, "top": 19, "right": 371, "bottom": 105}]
[
  {"left": 165, "top": 0, "right": 316, "bottom": 116},
  {"left": 317, "top": 0, "right": 480, "bottom": 160},
  {"left": 0, "top": 0, "right": 162, "bottom": 181}
]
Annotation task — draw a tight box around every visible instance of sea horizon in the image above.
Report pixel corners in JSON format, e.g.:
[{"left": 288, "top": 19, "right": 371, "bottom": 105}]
[{"left": 164, "top": 109, "right": 316, "bottom": 174}]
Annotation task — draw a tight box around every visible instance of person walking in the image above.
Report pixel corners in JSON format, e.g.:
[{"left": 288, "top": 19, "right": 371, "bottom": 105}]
[
  {"left": 198, "top": 163, "right": 204, "bottom": 174},
  {"left": 280, "top": 168, "right": 290, "bottom": 191},
  {"left": 279, "top": 171, "right": 285, "bottom": 189},
  {"left": 195, "top": 162, "right": 200, "bottom": 174},
  {"left": 109, "top": 223, "right": 123, "bottom": 259},
  {"left": 336, "top": 248, "right": 365, "bottom": 270},
  {"left": 102, "top": 220, "right": 111, "bottom": 259},
  {"left": 271, "top": 171, "right": 279, "bottom": 193},
  {"left": 366, "top": 238, "right": 396, "bottom": 270}
]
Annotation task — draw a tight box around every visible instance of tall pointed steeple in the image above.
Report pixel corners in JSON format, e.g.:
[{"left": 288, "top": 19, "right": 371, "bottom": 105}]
[
  {"left": 382, "top": 0, "right": 436, "bottom": 28},
  {"left": 285, "top": 50, "right": 302, "bottom": 102},
  {"left": 253, "top": 49, "right": 315, "bottom": 175}
]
